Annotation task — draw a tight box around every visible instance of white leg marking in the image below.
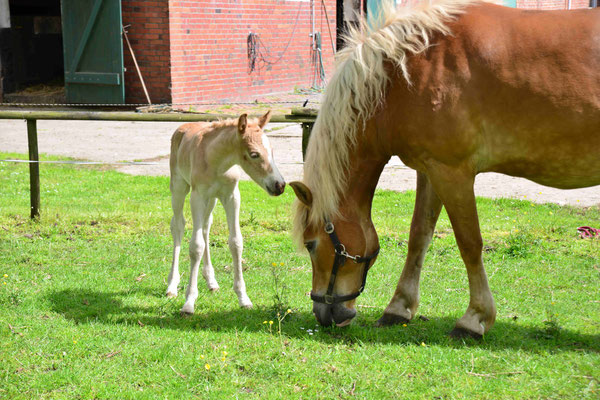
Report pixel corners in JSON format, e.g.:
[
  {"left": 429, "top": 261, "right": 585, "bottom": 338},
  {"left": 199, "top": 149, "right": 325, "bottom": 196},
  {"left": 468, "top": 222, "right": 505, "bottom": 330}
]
[
  {"left": 220, "top": 184, "right": 253, "bottom": 308},
  {"left": 181, "top": 190, "right": 211, "bottom": 315},
  {"left": 167, "top": 178, "right": 189, "bottom": 298}
]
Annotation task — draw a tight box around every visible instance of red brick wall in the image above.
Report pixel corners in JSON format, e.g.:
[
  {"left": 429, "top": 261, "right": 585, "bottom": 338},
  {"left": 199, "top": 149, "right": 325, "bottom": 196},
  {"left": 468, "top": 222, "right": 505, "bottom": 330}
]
[
  {"left": 122, "top": 0, "right": 172, "bottom": 104},
  {"left": 517, "top": 0, "right": 591, "bottom": 9},
  {"left": 168, "top": 0, "right": 336, "bottom": 104}
]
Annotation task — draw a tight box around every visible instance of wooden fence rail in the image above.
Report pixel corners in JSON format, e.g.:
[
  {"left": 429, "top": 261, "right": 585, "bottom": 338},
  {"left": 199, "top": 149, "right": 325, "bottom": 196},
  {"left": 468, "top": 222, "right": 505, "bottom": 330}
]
[{"left": 0, "top": 108, "right": 317, "bottom": 219}]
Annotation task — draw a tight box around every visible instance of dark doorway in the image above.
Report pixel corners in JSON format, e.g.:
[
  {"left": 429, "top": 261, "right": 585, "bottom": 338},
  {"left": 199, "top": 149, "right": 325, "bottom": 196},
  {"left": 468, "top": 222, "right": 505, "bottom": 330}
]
[{"left": 1, "top": 0, "right": 65, "bottom": 104}]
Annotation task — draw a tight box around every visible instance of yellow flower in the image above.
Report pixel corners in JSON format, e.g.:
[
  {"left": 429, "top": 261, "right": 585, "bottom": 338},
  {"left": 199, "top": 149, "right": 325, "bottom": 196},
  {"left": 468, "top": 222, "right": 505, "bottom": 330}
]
[
  {"left": 514, "top": 229, "right": 519, "bottom": 233},
  {"left": 280, "top": 262, "right": 284, "bottom": 266},
  {"left": 221, "top": 357, "right": 226, "bottom": 362},
  {"left": 421, "top": 342, "right": 426, "bottom": 347},
  {"left": 263, "top": 321, "right": 268, "bottom": 324},
  {"left": 402, "top": 324, "right": 407, "bottom": 327},
  {"left": 205, "top": 364, "right": 210, "bottom": 371},
  {"left": 272, "top": 262, "right": 277, "bottom": 267},
  {"left": 200, "top": 355, "right": 204, "bottom": 359},
  {"left": 222, "top": 351, "right": 227, "bottom": 356},
  {"left": 286, "top": 309, "right": 292, "bottom": 314},
  {"left": 73, "top": 340, "right": 77, "bottom": 344},
  {"left": 549, "top": 211, "right": 553, "bottom": 215},
  {"left": 269, "top": 321, "right": 273, "bottom": 325},
  {"left": 2, "top": 274, "right": 7, "bottom": 278}
]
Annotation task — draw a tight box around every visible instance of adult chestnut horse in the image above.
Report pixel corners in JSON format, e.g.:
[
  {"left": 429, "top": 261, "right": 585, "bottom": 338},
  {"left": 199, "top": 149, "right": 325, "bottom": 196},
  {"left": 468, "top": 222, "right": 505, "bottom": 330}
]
[{"left": 290, "top": 0, "right": 599, "bottom": 337}]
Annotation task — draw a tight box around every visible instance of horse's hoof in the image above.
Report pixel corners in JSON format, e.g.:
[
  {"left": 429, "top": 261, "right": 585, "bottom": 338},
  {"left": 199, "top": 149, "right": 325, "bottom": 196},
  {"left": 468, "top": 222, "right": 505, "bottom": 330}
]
[
  {"left": 180, "top": 310, "right": 194, "bottom": 316},
  {"left": 375, "top": 313, "right": 410, "bottom": 327},
  {"left": 449, "top": 327, "right": 483, "bottom": 340},
  {"left": 166, "top": 291, "right": 177, "bottom": 298},
  {"left": 240, "top": 301, "right": 253, "bottom": 309},
  {"left": 209, "top": 287, "right": 220, "bottom": 293}
]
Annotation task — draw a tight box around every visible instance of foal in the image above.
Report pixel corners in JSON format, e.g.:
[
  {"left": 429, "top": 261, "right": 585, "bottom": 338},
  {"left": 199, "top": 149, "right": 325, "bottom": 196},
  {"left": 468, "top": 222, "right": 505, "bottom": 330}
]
[{"left": 166, "top": 111, "right": 285, "bottom": 314}]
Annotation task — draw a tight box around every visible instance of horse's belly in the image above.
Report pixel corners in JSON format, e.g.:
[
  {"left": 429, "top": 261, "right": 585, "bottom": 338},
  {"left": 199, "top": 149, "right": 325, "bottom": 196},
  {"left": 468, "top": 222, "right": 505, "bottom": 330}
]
[{"left": 488, "top": 159, "right": 600, "bottom": 190}]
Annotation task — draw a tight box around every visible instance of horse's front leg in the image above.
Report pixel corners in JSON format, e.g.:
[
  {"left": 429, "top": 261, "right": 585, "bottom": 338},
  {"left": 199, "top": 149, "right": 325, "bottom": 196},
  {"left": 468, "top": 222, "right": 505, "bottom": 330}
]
[
  {"left": 220, "top": 184, "right": 253, "bottom": 308},
  {"left": 377, "top": 171, "right": 443, "bottom": 326},
  {"left": 427, "top": 165, "right": 496, "bottom": 338},
  {"left": 181, "top": 190, "right": 213, "bottom": 315}
]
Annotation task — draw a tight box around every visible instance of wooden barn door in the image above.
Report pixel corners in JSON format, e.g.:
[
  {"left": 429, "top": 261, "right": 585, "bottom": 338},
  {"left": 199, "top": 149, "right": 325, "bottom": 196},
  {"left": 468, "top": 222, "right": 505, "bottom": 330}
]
[{"left": 61, "top": 0, "right": 124, "bottom": 104}]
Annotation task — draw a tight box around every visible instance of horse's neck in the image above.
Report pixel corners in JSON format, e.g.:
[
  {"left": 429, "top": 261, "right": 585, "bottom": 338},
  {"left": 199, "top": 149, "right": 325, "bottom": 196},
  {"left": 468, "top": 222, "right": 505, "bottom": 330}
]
[
  {"left": 204, "top": 127, "right": 239, "bottom": 174},
  {"left": 339, "top": 139, "right": 389, "bottom": 220}
]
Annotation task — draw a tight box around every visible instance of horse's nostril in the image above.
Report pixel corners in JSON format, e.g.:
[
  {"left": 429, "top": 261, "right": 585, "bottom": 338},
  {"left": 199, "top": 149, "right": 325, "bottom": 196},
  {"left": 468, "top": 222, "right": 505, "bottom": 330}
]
[{"left": 275, "top": 181, "right": 285, "bottom": 194}]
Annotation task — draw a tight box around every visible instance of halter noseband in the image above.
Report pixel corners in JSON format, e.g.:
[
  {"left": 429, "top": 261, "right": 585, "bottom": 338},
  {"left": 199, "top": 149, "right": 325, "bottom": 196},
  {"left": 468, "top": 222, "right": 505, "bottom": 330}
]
[{"left": 310, "top": 220, "right": 380, "bottom": 305}]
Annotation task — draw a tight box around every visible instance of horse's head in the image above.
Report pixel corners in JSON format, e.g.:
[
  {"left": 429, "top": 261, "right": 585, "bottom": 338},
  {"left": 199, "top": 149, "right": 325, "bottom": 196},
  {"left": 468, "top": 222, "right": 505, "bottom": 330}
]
[
  {"left": 236, "top": 111, "right": 285, "bottom": 196},
  {"left": 290, "top": 181, "right": 380, "bottom": 327}
]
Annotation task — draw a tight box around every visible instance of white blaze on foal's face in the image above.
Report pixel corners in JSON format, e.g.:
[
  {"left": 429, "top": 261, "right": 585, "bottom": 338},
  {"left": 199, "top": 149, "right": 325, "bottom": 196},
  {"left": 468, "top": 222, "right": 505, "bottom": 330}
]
[{"left": 237, "top": 111, "right": 286, "bottom": 196}]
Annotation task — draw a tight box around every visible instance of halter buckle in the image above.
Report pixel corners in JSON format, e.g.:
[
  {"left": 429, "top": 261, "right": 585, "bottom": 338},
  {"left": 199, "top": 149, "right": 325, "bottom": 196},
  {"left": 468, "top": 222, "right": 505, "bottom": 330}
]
[
  {"left": 324, "top": 222, "right": 334, "bottom": 234},
  {"left": 324, "top": 294, "right": 334, "bottom": 304}
]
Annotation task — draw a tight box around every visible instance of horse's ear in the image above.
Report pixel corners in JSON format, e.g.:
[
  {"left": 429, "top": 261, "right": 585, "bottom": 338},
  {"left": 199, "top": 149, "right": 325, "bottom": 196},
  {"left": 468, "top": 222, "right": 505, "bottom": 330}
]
[
  {"left": 258, "top": 110, "right": 272, "bottom": 128},
  {"left": 290, "top": 181, "right": 313, "bottom": 207},
  {"left": 237, "top": 113, "right": 248, "bottom": 135}
]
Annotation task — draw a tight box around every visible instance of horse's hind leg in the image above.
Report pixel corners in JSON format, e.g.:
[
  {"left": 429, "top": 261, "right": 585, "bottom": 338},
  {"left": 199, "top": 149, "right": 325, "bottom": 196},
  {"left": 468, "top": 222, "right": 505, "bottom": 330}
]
[
  {"left": 428, "top": 166, "right": 496, "bottom": 338},
  {"left": 377, "top": 172, "right": 443, "bottom": 326},
  {"left": 181, "top": 190, "right": 213, "bottom": 315},
  {"left": 220, "top": 183, "right": 253, "bottom": 308},
  {"left": 167, "top": 176, "right": 190, "bottom": 298}
]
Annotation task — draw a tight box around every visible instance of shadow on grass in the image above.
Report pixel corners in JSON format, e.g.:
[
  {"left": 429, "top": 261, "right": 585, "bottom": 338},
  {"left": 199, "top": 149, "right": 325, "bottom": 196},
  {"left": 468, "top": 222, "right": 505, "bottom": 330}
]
[{"left": 48, "top": 288, "right": 599, "bottom": 353}]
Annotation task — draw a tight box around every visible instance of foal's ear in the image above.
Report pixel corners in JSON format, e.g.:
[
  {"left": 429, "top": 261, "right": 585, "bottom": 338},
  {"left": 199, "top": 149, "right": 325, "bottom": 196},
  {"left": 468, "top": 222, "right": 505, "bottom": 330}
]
[
  {"left": 258, "top": 110, "right": 272, "bottom": 128},
  {"left": 290, "top": 181, "right": 313, "bottom": 207},
  {"left": 237, "top": 113, "right": 248, "bottom": 134}
]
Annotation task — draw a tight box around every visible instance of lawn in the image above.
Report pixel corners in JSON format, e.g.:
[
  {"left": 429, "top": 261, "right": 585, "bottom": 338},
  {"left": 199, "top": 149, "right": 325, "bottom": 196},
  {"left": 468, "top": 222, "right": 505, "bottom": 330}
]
[{"left": 0, "top": 152, "right": 598, "bottom": 399}]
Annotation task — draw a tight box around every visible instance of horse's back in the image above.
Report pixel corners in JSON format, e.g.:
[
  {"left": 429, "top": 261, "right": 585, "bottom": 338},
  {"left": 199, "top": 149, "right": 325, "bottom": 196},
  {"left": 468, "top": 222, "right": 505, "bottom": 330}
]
[{"left": 400, "top": 3, "right": 600, "bottom": 189}]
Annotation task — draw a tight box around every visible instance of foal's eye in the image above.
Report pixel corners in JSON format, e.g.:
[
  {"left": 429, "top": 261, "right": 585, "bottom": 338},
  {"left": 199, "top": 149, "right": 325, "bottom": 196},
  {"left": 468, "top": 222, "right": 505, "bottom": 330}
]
[
  {"left": 249, "top": 152, "right": 260, "bottom": 159},
  {"left": 304, "top": 241, "right": 316, "bottom": 252}
]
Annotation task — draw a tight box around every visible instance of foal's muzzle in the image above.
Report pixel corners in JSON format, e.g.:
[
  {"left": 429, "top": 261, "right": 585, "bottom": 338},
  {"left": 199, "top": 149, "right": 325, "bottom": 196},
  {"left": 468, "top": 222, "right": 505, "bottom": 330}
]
[
  {"left": 313, "top": 302, "right": 357, "bottom": 327},
  {"left": 266, "top": 180, "right": 285, "bottom": 196}
]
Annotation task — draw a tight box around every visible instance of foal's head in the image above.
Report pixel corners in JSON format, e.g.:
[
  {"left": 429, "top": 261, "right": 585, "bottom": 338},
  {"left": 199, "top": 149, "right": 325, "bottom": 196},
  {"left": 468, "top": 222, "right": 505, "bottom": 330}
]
[{"left": 236, "top": 111, "right": 285, "bottom": 196}]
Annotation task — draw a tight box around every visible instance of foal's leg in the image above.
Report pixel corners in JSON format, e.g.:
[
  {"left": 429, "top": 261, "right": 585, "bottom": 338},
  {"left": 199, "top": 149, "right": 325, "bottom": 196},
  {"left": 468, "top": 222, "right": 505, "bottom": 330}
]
[
  {"left": 427, "top": 166, "right": 496, "bottom": 337},
  {"left": 201, "top": 198, "right": 219, "bottom": 291},
  {"left": 181, "top": 189, "right": 213, "bottom": 315},
  {"left": 377, "top": 171, "right": 443, "bottom": 326},
  {"left": 220, "top": 184, "right": 253, "bottom": 308},
  {"left": 167, "top": 177, "right": 190, "bottom": 298}
]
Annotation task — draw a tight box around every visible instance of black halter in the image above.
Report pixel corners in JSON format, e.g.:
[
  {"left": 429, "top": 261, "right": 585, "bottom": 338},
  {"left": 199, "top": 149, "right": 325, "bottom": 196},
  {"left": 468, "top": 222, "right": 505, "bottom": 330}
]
[{"left": 310, "top": 220, "right": 380, "bottom": 305}]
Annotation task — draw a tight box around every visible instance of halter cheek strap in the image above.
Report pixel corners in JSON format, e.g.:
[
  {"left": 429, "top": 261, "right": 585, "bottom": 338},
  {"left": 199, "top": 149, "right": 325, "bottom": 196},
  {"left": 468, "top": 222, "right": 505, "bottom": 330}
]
[{"left": 310, "top": 221, "right": 380, "bottom": 305}]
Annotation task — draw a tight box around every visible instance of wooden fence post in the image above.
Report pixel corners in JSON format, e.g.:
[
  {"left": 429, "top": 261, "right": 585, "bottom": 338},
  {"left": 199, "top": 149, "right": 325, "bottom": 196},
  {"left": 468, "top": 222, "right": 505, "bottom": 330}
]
[{"left": 26, "top": 119, "right": 40, "bottom": 219}]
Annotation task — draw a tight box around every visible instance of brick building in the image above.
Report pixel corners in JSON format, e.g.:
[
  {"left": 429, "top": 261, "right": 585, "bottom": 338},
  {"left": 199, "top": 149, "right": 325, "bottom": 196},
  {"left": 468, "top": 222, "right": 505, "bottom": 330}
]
[
  {"left": 0, "top": 0, "right": 596, "bottom": 105},
  {"left": 122, "top": 0, "right": 337, "bottom": 105}
]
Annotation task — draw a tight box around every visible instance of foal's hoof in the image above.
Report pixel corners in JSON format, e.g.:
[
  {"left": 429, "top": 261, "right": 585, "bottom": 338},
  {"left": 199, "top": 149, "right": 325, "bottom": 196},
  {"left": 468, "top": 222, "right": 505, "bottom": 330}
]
[
  {"left": 375, "top": 313, "right": 410, "bottom": 327},
  {"left": 166, "top": 291, "right": 177, "bottom": 298},
  {"left": 449, "top": 327, "right": 483, "bottom": 340},
  {"left": 180, "top": 303, "right": 195, "bottom": 315}
]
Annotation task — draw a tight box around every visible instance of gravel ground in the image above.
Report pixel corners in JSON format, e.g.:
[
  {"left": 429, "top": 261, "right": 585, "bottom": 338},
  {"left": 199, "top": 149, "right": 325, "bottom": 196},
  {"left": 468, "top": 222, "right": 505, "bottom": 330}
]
[{"left": 1, "top": 118, "right": 599, "bottom": 207}]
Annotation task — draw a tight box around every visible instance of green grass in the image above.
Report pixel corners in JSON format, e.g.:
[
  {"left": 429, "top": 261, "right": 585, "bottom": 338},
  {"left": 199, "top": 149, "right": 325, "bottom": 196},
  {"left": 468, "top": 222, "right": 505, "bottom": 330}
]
[{"left": 0, "top": 152, "right": 599, "bottom": 399}]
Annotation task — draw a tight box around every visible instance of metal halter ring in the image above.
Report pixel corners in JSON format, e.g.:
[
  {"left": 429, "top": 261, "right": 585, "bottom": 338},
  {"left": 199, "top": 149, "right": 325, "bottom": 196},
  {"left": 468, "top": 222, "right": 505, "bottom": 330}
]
[{"left": 324, "top": 222, "right": 334, "bottom": 234}]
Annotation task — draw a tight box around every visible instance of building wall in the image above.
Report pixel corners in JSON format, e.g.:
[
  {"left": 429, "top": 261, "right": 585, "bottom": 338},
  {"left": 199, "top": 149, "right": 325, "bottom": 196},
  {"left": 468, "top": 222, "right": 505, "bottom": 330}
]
[
  {"left": 168, "top": 0, "right": 336, "bottom": 104},
  {"left": 516, "top": 0, "right": 590, "bottom": 9},
  {"left": 122, "top": 0, "right": 171, "bottom": 104}
]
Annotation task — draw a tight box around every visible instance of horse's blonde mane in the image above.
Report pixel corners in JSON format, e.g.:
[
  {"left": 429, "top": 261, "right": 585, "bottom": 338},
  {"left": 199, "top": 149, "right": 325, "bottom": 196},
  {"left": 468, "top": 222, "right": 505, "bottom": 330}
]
[{"left": 293, "top": 0, "right": 487, "bottom": 245}]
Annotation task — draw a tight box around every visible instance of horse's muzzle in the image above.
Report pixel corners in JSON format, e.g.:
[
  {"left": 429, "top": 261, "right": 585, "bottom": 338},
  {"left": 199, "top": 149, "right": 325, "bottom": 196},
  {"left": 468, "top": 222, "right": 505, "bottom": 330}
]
[
  {"left": 313, "top": 302, "right": 356, "bottom": 327},
  {"left": 267, "top": 180, "right": 285, "bottom": 196}
]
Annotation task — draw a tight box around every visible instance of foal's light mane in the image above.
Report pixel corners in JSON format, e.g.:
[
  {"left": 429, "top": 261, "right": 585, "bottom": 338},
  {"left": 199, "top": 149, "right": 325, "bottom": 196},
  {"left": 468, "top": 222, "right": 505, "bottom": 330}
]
[{"left": 294, "top": 0, "right": 486, "bottom": 244}]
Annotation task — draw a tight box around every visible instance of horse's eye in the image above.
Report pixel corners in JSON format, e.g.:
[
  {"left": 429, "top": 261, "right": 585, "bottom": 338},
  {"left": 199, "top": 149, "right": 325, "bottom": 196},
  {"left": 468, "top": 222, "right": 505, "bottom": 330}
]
[
  {"left": 304, "top": 241, "right": 315, "bottom": 252},
  {"left": 249, "top": 152, "right": 260, "bottom": 159}
]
